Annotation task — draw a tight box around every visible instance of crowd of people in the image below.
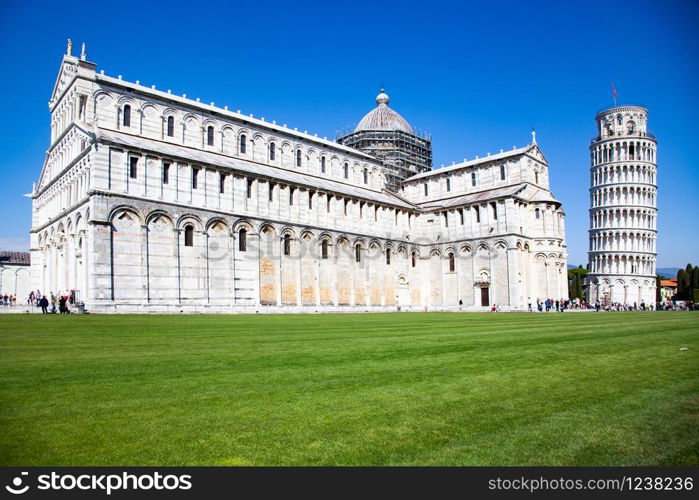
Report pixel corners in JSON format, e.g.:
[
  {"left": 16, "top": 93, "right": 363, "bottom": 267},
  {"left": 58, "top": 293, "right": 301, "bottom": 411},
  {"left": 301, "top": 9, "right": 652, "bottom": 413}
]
[
  {"left": 24, "top": 290, "right": 75, "bottom": 314},
  {"left": 2, "top": 290, "right": 696, "bottom": 313},
  {"left": 1, "top": 294, "right": 18, "bottom": 307}
]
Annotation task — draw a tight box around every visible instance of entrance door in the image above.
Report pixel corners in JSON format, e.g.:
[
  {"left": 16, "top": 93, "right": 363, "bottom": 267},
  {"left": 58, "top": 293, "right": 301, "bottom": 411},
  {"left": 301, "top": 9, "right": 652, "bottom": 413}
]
[{"left": 481, "top": 287, "right": 490, "bottom": 307}]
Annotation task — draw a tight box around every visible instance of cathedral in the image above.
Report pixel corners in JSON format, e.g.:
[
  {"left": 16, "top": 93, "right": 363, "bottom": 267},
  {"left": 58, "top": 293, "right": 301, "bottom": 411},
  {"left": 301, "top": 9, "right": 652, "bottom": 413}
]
[{"left": 29, "top": 44, "right": 568, "bottom": 313}]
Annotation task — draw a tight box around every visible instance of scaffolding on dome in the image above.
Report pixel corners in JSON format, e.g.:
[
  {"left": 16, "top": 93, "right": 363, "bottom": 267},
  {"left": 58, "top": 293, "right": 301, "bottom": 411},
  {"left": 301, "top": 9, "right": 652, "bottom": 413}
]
[{"left": 337, "top": 128, "right": 432, "bottom": 192}]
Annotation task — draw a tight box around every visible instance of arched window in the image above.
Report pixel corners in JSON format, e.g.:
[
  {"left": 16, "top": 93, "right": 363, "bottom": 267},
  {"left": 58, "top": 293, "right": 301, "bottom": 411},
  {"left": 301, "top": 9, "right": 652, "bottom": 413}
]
[
  {"left": 474, "top": 205, "right": 480, "bottom": 223},
  {"left": 122, "top": 104, "right": 131, "bottom": 127},
  {"left": 500, "top": 165, "right": 506, "bottom": 180},
  {"left": 343, "top": 162, "right": 349, "bottom": 179},
  {"left": 296, "top": 150, "right": 302, "bottom": 167},
  {"left": 491, "top": 201, "right": 498, "bottom": 220},
  {"left": 321, "top": 240, "right": 328, "bottom": 259},
  {"left": 411, "top": 251, "right": 417, "bottom": 268},
  {"left": 283, "top": 234, "right": 291, "bottom": 256},
  {"left": 448, "top": 252, "right": 455, "bottom": 272},
  {"left": 184, "top": 225, "right": 194, "bottom": 247},
  {"left": 207, "top": 126, "right": 214, "bottom": 146},
  {"left": 535, "top": 208, "right": 541, "bottom": 219},
  {"left": 320, "top": 156, "right": 326, "bottom": 173},
  {"left": 166, "top": 116, "right": 174, "bottom": 137},
  {"left": 386, "top": 248, "right": 391, "bottom": 265},
  {"left": 534, "top": 171, "right": 539, "bottom": 184},
  {"left": 239, "top": 134, "right": 247, "bottom": 154},
  {"left": 355, "top": 244, "right": 361, "bottom": 263},
  {"left": 363, "top": 168, "right": 368, "bottom": 184},
  {"left": 471, "top": 172, "right": 477, "bottom": 187},
  {"left": 446, "top": 178, "right": 451, "bottom": 192},
  {"left": 238, "top": 228, "right": 247, "bottom": 252},
  {"left": 424, "top": 183, "right": 428, "bottom": 196},
  {"left": 269, "top": 142, "right": 276, "bottom": 161}
]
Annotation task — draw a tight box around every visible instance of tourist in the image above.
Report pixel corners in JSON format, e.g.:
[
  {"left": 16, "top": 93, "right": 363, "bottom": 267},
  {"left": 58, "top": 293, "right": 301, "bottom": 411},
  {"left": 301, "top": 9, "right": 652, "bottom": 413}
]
[{"left": 39, "top": 295, "right": 49, "bottom": 314}]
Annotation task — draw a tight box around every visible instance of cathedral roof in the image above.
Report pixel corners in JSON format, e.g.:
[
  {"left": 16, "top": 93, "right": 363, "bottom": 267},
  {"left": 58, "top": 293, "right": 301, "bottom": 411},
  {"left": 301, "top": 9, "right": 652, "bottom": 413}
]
[
  {"left": 405, "top": 143, "right": 545, "bottom": 182},
  {"left": 93, "top": 128, "right": 417, "bottom": 210},
  {"left": 354, "top": 90, "right": 415, "bottom": 134}
]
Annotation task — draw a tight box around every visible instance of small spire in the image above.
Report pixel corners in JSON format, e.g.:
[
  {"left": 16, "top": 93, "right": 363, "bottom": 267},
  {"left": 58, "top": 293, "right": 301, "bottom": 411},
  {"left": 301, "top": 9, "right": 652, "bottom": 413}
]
[
  {"left": 66, "top": 39, "right": 72, "bottom": 56},
  {"left": 531, "top": 127, "right": 537, "bottom": 145},
  {"left": 80, "top": 42, "right": 86, "bottom": 61}
]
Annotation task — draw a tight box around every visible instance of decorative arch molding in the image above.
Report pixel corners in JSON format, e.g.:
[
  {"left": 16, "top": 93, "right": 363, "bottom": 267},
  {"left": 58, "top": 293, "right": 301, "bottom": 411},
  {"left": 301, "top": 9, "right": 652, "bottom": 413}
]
[
  {"left": 280, "top": 226, "right": 297, "bottom": 238},
  {"left": 108, "top": 205, "right": 143, "bottom": 225},
  {"left": 175, "top": 214, "right": 203, "bottom": 231},
  {"left": 116, "top": 95, "right": 137, "bottom": 107},
  {"left": 259, "top": 223, "right": 278, "bottom": 236},
  {"left": 317, "top": 232, "right": 333, "bottom": 243},
  {"left": 205, "top": 217, "right": 230, "bottom": 234},
  {"left": 145, "top": 209, "right": 174, "bottom": 226},
  {"left": 162, "top": 107, "right": 180, "bottom": 118},
  {"left": 231, "top": 219, "right": 255, "bottom": 233},
  {"left": 353, "top": 238, "right": 367, "bottom": 248}
]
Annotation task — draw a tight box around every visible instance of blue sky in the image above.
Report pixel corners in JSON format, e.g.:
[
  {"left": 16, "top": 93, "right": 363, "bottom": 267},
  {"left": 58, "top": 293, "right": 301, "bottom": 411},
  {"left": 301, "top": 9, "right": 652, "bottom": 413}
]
[{"left": 0, "top": 0, "right": 697, "bottom": 267}]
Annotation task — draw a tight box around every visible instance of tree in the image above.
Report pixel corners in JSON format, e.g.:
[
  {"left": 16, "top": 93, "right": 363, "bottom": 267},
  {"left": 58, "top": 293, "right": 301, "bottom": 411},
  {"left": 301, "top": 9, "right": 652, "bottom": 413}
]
[
  {"left": 567, "top": 266, "right": 588, "bottom": 301},
  {"left": 656, "top": 275, "right": 662, "bottom": 303},
  {"left": 687, "top": 264, "right": 696, "bottom": 302},
  {"left": 676, "top": 269, "right": 689, "bottom": 300},
  {"left": 692, "top": 266, "right": 699, "bottom": 290}
]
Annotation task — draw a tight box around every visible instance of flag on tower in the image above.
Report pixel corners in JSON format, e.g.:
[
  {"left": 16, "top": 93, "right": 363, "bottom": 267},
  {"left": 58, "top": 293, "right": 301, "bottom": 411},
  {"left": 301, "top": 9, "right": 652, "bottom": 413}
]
[{"left": 612, "top": 83, "right": 617, "bottom": 106}]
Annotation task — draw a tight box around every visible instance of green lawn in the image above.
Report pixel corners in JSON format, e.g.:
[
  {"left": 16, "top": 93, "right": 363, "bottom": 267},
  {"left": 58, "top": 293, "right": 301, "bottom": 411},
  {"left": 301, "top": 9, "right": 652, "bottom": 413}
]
[{"left": 0, "top": 312, "right": 697, "bottom": 466}]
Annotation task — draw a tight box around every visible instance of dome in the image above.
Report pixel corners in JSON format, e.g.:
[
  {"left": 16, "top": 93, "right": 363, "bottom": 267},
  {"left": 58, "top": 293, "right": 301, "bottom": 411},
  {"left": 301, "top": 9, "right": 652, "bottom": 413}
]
[{"left": 354, "top": 89, "right": 415, "bottom": 134}]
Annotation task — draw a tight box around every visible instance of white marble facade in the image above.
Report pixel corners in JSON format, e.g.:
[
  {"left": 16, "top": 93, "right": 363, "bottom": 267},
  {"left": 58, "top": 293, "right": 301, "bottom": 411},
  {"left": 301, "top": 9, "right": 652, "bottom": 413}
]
[
  {"left": 30, "top": 48, "right": 568, "bottom": 313},
  {"left": 586, "top": 106, "right": 657, "bottom": 306}
]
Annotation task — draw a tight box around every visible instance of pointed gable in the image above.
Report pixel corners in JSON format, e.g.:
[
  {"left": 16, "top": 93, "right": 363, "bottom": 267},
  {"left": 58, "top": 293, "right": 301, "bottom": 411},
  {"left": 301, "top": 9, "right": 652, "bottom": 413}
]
[
  {"left": 524, "top": 144, "right": 548, "bottom": 165},
  {"left": 49, "top": 56, "right": 80, "bottom": 109}
]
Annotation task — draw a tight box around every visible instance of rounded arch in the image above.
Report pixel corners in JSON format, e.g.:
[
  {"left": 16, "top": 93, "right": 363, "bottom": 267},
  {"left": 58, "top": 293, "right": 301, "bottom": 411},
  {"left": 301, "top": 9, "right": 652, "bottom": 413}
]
[
  {"left": 162, "top": 107, "right": 180, "bottom": 118},
  {"left": 176, "top": 214, "right": 203, "bottom": 231},
  {"left": 201, "top": 117, "right": 218, "bottom": 128},
  {"left": 232, "top": 218, "right": 254, "bottom": 233},
  {"left": 353, "top": 237, "right": 367, "bottom": 248},
  {"left": 108, "top": 205, "right": 143, "bottom": 224},
  {"left": 206, "top": 217, "right": 230, "bottom": 233},
  {"left": 280, "top": 226, "right": 297, "bottom": 238},
  {"left": 182, "top": 112, "right": 200, "bottom": 124},
  {"left": 116, "top": 95, "right": 137, "bottom": 106},
  {"left": 259, "top": 223, "right": 277, "bottom": 236},
  {"left": 145, "top": 209, "right": 174, "bottom": 226},
  {"left": 300, "top": 229, "right": 316, "bottom": 242},
  {"left": 140, "top": 102, "right": 158, "bottom": 114},
  {"left": 318, "top": 232, "right": 333, "bottom": 243}
]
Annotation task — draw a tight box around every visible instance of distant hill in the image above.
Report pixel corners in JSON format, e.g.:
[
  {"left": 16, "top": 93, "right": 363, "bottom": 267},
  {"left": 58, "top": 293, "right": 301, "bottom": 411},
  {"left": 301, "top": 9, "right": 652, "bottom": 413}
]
[
  {"left": 567, "top": 264, "right": 585, "bottom": 270},
  {"left": 657, "top": 267, "right": 680, "bottom": 278}
]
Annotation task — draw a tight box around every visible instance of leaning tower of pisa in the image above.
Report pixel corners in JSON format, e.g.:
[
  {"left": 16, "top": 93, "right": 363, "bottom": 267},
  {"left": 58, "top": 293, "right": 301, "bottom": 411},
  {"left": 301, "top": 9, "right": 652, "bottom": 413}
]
[{"left": 587, "top": 105, "right": 658, "bottom": 306}]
